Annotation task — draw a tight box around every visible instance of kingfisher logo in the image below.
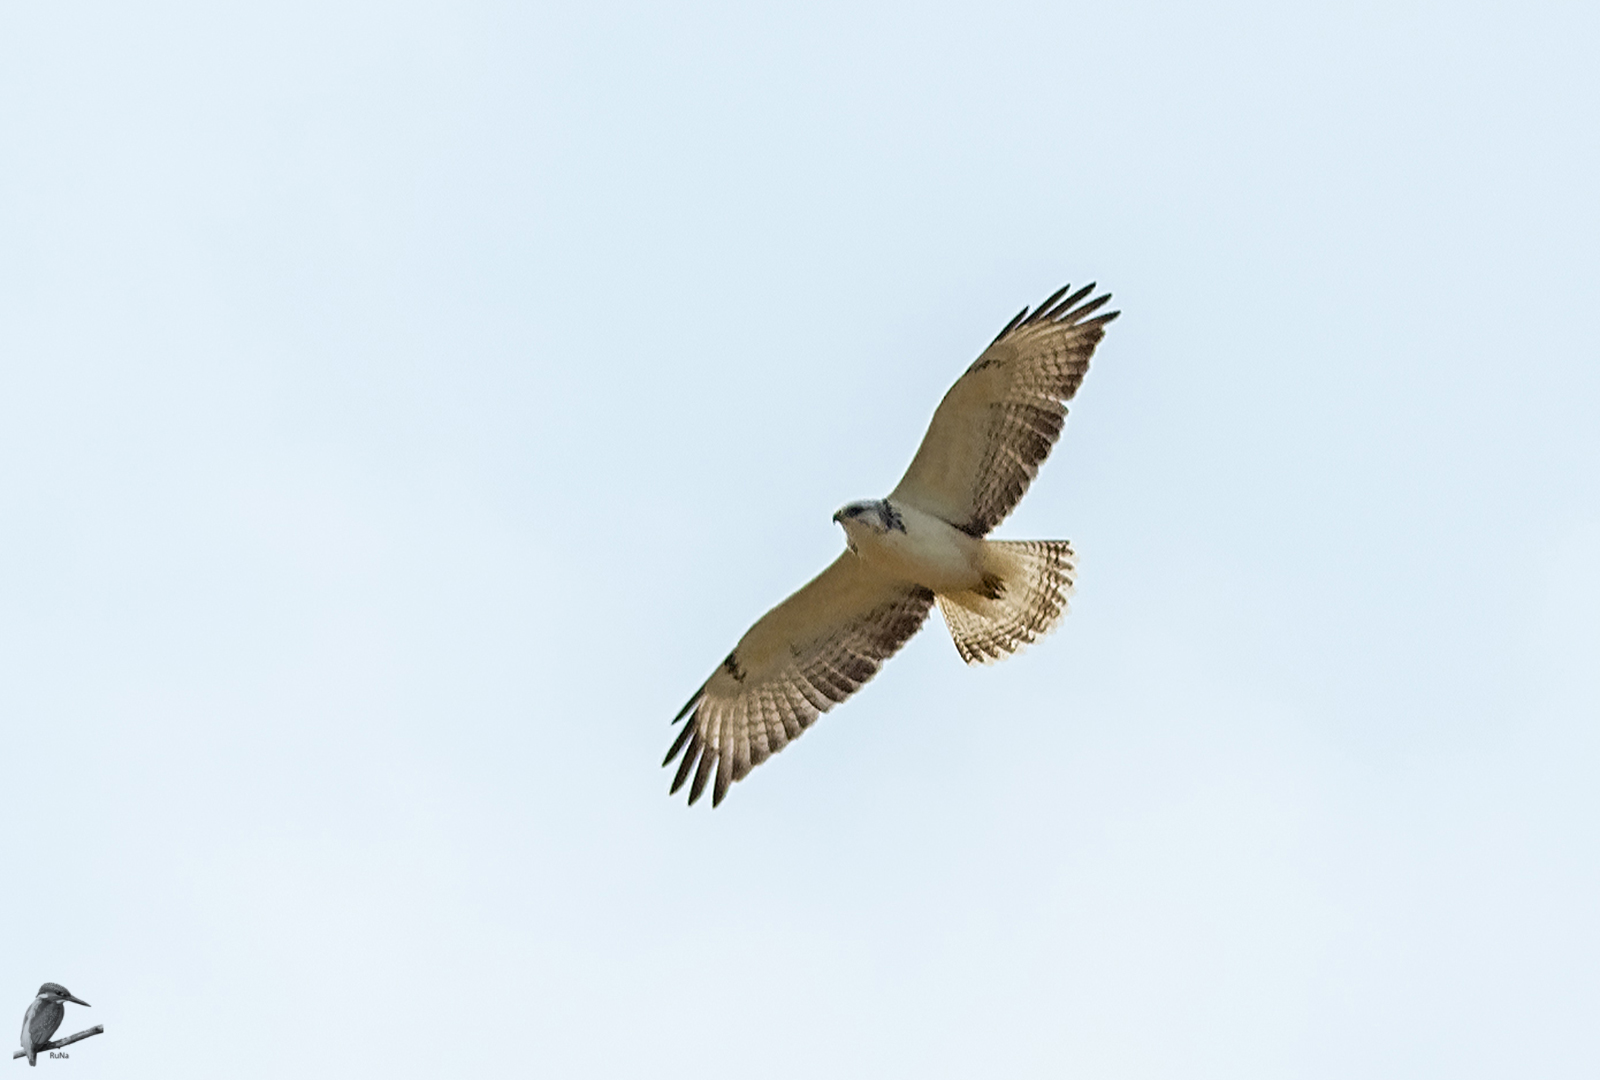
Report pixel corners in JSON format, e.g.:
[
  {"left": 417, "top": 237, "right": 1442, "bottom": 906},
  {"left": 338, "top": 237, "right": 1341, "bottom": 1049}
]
[{"left": 13, "top": 984, "right": 102, "bottom": 1067}]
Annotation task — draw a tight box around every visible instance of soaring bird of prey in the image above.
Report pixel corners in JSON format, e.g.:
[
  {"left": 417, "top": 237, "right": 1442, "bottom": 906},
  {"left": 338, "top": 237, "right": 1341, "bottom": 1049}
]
[
  {"left": 664, "top": 282, "right": 1118, "bottom": 806},
  {"left": 19, "top": 983, "right": 89, "bottom": 1067}
]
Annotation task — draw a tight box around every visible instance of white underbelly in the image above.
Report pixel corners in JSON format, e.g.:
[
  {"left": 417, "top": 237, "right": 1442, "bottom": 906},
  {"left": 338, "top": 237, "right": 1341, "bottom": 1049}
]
[{"left": 853, "top": 502, "right": 985, "bottom": 593}]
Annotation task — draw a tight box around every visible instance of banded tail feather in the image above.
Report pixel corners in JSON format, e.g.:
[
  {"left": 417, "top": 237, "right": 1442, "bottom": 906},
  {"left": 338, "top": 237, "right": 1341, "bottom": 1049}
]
[{"left": 935, "top": 539, "right": 1076, "bottom": 665}]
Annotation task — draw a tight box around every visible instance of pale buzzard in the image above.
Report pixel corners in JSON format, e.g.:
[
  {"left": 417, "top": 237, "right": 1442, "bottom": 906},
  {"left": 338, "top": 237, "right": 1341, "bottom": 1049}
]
[{"left": 665, "top": 283, "right": 1118, "bottom": 805}]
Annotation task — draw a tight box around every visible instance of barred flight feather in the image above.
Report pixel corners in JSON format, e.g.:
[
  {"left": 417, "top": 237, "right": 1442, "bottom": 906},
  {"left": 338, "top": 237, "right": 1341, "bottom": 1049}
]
[
  {"left": 892, "top": 284, "right": 1118, "bottom": 536},
  {"left": 665, "top": 553, "right": 934, "bottom": 806}
]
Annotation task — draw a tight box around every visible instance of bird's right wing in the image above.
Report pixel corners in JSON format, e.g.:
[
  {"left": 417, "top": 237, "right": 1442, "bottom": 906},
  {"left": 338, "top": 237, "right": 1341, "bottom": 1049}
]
[
  {"left": 25, "top": 1002, "right": 62, "bottom": 1048},
  {"left": 665, "top": 552, "right": 934, "bottom": 807}
]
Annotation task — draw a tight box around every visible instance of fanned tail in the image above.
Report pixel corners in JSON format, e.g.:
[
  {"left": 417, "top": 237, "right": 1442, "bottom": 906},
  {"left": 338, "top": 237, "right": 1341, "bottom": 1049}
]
[{"left": 936, "top": 540, "right": 1075, "bottom": 665}]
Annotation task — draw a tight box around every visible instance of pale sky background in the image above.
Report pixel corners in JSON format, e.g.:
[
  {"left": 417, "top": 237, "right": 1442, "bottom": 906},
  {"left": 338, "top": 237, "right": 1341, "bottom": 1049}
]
[{"left": 3, "top": 1, "right": 1598, "bottom": 1077}]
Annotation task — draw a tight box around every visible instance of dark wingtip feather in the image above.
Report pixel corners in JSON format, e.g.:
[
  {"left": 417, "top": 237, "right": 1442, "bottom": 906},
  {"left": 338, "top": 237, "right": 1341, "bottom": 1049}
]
[
  {"left": 670, "top": 731, "right": 702, "bottom": 793},
  {"left": 1027, "top": 284, "right": 1072, "bottom": 324},
  {"left": 671, "top": 680, "right": 707, "bottom": 725},
  {"left": 688, "top": 749, "right": 715, "bottom": 805},
  {"left": 991, "top": 305, "right": 1030, "bottom": 345},
  {"left": 1065, "top": 292, "right": 1112, "bottom": 321},
  {"left": 1044, "top": 283, "right": 1095, "bottom": 320},
  {"left": 662, "top": 717, "right": 696, "bottom": 768},
  {"left": 999, "top": 283, "right": 1120, "bottom": 339}
]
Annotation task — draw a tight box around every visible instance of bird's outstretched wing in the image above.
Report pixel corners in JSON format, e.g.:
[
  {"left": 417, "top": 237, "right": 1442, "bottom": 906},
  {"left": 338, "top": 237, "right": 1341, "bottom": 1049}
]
[
  {"left": 665, "top": 553, "right": 934, "bottom": 806},
  {"left": 890, "top": 284, "right": 1118, "bottom": 536}
]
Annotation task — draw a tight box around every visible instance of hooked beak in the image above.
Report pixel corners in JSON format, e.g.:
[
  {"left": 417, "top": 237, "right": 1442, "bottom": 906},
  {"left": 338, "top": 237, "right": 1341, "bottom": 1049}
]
[{"left": 832, "top": 509, "right": 843, "bottom": 523}]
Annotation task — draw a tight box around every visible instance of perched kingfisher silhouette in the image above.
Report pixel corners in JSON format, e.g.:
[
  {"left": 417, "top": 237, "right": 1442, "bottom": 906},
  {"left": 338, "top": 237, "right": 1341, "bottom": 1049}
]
[{"left": 18, "top": 984, "right": 89, "bottom": 1067}]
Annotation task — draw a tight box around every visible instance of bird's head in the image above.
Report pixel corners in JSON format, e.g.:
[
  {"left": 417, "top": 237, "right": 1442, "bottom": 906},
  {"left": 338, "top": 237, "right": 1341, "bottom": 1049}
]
[
  {"left": 833, "top": 499, "right": 902, "bottom": 550},
  {"left": 36, "top": 984, "right": 89, "bottom": 1008}
]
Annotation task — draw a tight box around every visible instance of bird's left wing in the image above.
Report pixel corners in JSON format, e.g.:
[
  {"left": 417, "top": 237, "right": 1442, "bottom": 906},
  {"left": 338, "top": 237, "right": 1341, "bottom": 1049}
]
[
  {"left": 665, "top": 552, "right": 934, "bottom": 806},
  {"left": 890, "top": 284, "right": 1117, "bottom": 536}
]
